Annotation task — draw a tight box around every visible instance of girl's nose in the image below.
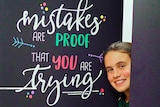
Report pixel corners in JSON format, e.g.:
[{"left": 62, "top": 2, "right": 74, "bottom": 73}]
[{"left": 113, "top": 69, "right": 121, "bottom": 78}]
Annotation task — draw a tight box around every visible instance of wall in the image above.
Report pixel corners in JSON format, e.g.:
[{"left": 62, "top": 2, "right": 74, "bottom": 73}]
[
  {"left": 122, "top": 0, "right": 133, "bottom": 42},
  {"left": 130, "top": 0, "right": 160, "bottom": 107}
]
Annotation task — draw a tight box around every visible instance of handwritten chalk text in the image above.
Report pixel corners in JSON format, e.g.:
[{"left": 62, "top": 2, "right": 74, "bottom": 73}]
[
  {"left": 55, "top": 33, "right": 90, "bottom": 48},
  {"left": 16, "top": 0, "right": 101, "bottom": 35},
  {"left": 32, "top": 52, "right": 49, "bottom": 62},
  {"left": 15, "top": 64, "right": 102, "bottom": 106},
  {"left": 52, "top": 55, "right": 78, "bottom": 70},
  {"left": 80, "top": 61, "right": 92, "bottom": 71},
  {"left": 32, "top": 32, "right": 45, "bottom": 42}
]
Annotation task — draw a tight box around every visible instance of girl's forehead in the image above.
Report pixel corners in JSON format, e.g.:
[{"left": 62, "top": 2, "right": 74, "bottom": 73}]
[
  {"left": 104, "top": 51, "right": 131, "bottom": 65},
  {"left": 105, "top": 51, "right": 127, "bottom": 57},
  {"left": 105, "top": 50, "right": 130, "bottom": 58}
]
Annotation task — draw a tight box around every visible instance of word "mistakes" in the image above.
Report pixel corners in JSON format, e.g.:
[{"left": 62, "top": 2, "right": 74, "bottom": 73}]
[{"left": 16, "top": 0, "right": 101, "bottom": 35}]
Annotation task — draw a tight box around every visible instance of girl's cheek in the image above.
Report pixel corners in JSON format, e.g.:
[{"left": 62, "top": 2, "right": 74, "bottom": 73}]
[
  {"left": 122, "top": 65, "right": 131, "bottom": 77},
  {"left": 123, "top": 70, "right": 131, "bottom": 77},
  {"left": 107, "top": 74, "right": 113, "bottom": 82}
]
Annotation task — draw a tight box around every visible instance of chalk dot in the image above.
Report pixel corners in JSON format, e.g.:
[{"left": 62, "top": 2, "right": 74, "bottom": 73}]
[
  {"left": 42, "top": 11, "right": 45, "bottom": 14},
  {"left": 41, "top": 6, "right": 44, "bottom": 10},
  {"left": 100, "top": 15, "right": 104, "bottom": 19},
  {"left": 43, "top": 2, "right": 47, "bottom": 6},
  {"left": 99, "top": 92, "right": 102, "bottom": 95},
  {"left": 29, "top": 95, "right": 33, "bottom": 99},
  {"left": 100, "top": 88, "right": 104, "bottom": 93},
  {"left": 45, "top": 7, "right": 49, "bottom": 11},
  {"left": 26, "top": 95, "right": 29, "bottom": 98},
  {"left": 31, "top": 91, "right": 35, "bottom": 95},
  {"left": 27, "top": 92, "right": 30, "bottom": 95}
]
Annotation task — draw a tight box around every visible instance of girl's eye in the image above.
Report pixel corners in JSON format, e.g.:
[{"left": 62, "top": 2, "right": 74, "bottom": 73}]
[
  {"left": 119, "top": 64, "right": 126, "bottom": 68},
  {"left": 106, "top": 68, "right": 113, "bottom": 72}
]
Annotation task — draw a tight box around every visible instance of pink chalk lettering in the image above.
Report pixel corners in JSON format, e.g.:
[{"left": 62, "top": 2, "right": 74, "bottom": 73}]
[{"left": 52, "top": 55, "right": 78, "bottom": 70}]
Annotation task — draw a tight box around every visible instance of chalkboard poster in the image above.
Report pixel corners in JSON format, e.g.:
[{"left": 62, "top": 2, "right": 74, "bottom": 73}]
[{"left": 0, "top": 0, "right": 122, "bottom": 106}]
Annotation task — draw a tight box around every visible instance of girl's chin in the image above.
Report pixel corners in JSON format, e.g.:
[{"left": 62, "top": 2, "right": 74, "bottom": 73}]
[{"left": 114, "top": 87, "right": 127, "bottom": 92}]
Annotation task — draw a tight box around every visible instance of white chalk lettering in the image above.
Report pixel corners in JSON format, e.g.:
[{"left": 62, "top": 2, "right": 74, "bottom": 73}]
[
  {"left": 15, "top": 64, "right": 102, "bottom": 106},
  {"left": 32, "top": 32, "right": 45, "bottom": 41},
  {"left": 80, "top": 61, "right": 92, "bottom": 71},
  {"left": 16, "top": 0, "right": 101, "bottom": 36},
  {"left": 31, "top": 52, "right": 49, "bottom": 62}
]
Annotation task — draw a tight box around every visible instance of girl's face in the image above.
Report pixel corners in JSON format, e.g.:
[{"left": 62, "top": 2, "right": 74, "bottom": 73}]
[{"left": 104, "top": 51, "right": 131, "bottom": 93}]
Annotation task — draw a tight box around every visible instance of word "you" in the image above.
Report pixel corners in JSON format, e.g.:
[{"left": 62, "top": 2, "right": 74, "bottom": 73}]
[{"left": 52, "top": 55, "right": 78, "bottom": 70}]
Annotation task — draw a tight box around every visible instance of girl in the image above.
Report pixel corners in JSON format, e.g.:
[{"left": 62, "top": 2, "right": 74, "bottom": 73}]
[{"left": 103, "top": 41, "right": 131, "bottom": 107}]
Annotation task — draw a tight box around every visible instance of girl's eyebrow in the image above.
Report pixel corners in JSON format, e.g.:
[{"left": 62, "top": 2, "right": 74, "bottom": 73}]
[
  {"left": 116, "top": 61, "right": 126, "bottom": 65},
  {"left": 105, "top": 66, "right": 112, "bottom": 69}
]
